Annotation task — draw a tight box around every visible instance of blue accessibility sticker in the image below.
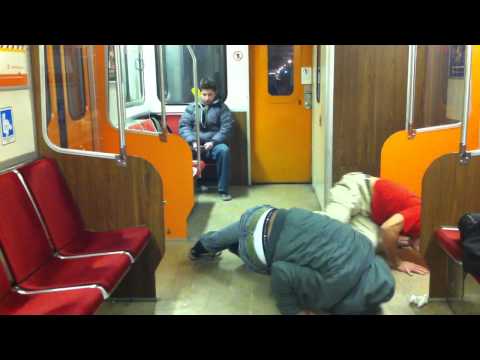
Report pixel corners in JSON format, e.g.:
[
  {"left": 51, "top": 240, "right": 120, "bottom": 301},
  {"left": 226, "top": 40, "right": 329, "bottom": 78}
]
[{"left": 1, "top": 107, "right": 15, "bottom": 145}]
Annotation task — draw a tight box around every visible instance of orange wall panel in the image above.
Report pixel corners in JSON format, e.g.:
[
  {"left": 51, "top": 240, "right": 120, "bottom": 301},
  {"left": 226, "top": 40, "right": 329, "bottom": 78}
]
[{"left": 93, "top": 47, "right": 194, "bottom": 240}]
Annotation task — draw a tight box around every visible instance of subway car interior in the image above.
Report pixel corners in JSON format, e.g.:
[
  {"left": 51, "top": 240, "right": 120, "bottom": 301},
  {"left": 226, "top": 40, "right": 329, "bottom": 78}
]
[{"left": 1, "top": 44, "right": 480, "bottom": 315}]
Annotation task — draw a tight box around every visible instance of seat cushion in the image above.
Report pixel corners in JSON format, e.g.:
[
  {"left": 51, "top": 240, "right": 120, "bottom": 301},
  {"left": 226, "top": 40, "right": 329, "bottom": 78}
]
[
  {"left": 0, "top": 263, "right": 12, "bottom": 301},
  {"left": 436, "top": 229, "right": 480, "bottom": 284},
  {"left": 19, "top": 158, "right": 85, "bottom": 251},
  {"left": 61, "top": 227, "right": 150, "bottom": 258},
  {"left": 435, "top": 228, "right": 463, "bottom": 262},
  {"left": 0, "top": 288, "right": 103, "bottom": 315},
  {"left": 19, "top": 255, "right": 130, "bottom": 294}
]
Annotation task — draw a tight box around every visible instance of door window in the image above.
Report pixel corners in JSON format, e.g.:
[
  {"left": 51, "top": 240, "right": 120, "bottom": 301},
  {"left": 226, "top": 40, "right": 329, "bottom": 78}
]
[{"left": 268, "top": 45, "right": 294, "bottom": 96}]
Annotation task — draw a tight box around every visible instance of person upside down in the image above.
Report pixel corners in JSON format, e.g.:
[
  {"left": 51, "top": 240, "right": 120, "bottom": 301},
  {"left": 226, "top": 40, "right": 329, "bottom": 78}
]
[
  {"left": 189, "top": 205, "right": 395, "bottom": 315},
  {"left": 320, "top": 172, "right": 429, "bottom": 276}
]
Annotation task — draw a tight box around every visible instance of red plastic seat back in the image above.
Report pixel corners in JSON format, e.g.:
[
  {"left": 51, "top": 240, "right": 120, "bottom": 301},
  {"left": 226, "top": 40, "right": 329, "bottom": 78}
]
[
  {"left": 0, "top": 172, "right": 53, "bottom": 283},
  {"left": 166, "top": 114, "right": 181, "bottom": 134},
  {"left": 19, "top": 158, "right": 84, "bottom": 251}
]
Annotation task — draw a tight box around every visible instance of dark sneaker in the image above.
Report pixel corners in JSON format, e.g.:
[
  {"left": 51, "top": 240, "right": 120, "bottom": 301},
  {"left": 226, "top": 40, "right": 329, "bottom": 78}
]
[
  {"left": 189, "top": 241, "right": 221, "bottom": 261},
  {"left": 220, "top": 192, "right": 232, "bottom": 201},
  {"left": 228, "top": 243, "right": 240, "bottom": 256}
]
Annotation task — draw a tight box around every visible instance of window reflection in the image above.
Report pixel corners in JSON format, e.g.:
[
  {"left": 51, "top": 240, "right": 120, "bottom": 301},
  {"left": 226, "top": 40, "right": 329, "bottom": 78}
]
[
  {"left": 162, "top": 45, "right": 227, "bottom": 104},
  {"left": 123, "top": 45, "right": 144, "bottom": 106},
  {"left": 64, "top": 46, "right": 86, "bottom": 121},
  {"left": 268, "top": 45, "right": 294, "bottom": 96},
  {"left": 107, "top": 45, "right": 145, "bottom": 106},
  {"left": 413, "top": 45, "right": 466, "bottom": 129}
]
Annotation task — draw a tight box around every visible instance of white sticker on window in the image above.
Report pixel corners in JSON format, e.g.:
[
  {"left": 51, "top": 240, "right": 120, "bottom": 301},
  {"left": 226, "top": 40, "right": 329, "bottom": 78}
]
[{"left": 1, "top": 107, "right": 16, "bottom": 145}]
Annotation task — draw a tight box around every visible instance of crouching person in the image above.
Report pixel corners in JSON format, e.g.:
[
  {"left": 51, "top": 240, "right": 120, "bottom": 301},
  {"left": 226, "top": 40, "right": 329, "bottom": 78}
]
[{"left": 189, "top": 205, "right": 395, "bottom": 315}]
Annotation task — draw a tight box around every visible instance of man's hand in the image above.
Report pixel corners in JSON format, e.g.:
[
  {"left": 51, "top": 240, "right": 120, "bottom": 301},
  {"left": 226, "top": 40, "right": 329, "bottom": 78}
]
[
  {"left": 397, "top": 261, "right": 429, "bottom": 276},
  {"left": 204, "top": 142, "right": 214, "bottom": 151}
]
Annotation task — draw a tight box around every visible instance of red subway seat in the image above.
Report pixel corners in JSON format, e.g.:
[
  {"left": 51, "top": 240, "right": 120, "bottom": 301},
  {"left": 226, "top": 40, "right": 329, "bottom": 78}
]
[
  {"left": 128, "top": 119, "right": 157, "bottom": 132},
  {"left": 166, "top": 114, "right": 181, "bottom": 135},
  {"left": 435, "top": 228, "right": 463, "bottom": 263},
  {"left": 0, "top": 264, "right": 103, "bottom": 315},
  {"left": 18, "top": 158, "right": 150, "bottom": 261},
  {"left": 435, "top": 228, "right": 480, "bottom": 284},
  {"left": 61, "top": 228, "right": 150, "bottom": 258},
  {"left": 0, "top": 171, "right": 130, "bottom": 296}
]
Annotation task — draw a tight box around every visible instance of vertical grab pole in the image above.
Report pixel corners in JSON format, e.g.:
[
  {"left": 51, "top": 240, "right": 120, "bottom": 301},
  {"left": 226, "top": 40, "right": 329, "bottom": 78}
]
[
  {"left": 460, "top": 45, "right": 473, "bottom": 164},
  {"left": 406, "top": 45, "right": 417, "bottom": 139},
  {"left": 185, "top": 45, "right": 201, "bottom": 178},
  {"left": 158, "top": 45, "right": 167, "bottom": 131},
  {"left": 113, "top": 45, "right": 128, "bottom": 166}
]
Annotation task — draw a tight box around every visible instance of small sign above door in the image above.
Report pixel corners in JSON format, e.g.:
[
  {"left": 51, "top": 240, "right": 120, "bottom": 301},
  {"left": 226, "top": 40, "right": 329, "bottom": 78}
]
[{"left": 233, "top": 51, "right": 243, "bottom": 61}]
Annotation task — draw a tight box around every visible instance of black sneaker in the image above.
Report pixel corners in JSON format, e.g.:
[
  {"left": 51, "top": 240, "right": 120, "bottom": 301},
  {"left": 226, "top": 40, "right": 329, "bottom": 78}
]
[{"left": 189, "top": 241, "right": 221, "bottom": 261}]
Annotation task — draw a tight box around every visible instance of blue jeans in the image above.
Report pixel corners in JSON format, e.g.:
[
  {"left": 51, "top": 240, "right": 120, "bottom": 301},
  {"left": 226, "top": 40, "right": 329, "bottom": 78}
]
[
  {"left": 199, "top": 205, "right": 272, "bottom": 274},
  {"left": 206, "top": 143, "right": 230, "bottom": 194}
]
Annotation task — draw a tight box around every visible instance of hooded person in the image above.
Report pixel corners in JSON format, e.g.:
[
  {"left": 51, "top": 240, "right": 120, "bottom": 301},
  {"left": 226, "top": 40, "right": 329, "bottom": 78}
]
[{"left": 189, "top": 205, "right": 395, "bottom": 315}]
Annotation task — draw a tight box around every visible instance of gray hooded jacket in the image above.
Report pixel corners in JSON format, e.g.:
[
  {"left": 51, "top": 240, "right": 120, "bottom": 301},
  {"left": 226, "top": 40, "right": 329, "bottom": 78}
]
[
  {"left": 238, "top": 206, "right": 395, "bottom": 315},
  {"left": 179, "top": 98, "right": 234, "bottom": 145}
]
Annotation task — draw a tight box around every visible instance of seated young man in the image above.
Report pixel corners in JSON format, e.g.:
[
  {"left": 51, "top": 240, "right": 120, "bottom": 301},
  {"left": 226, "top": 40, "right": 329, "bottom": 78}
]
[
  {"left": 179, "top": 78, "right": 234, "bottom": 201},
  {"left": 322, "top": 172, "right": 429, "bottom": 276},
  {"left": 189, "top": 205, "right": 395, "bottom": 315}
]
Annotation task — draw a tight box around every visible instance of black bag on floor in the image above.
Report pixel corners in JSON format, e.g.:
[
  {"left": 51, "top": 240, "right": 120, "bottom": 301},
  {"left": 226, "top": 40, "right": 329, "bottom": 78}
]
[{"left": 458, "top": 213, "right": 480, "bottom": 277}]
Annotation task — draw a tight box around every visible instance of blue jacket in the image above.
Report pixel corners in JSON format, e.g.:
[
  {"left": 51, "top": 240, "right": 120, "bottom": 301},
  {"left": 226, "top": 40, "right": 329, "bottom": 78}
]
[{"left": 179, "top": 98, "right": 234, "bottom": 145}]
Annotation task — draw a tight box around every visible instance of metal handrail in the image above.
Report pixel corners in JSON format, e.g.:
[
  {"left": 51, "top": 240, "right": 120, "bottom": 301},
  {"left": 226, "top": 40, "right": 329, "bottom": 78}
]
[
  {"left": 185, "top": 45, "right": 201, "bottom": 177},
  {"left": 459, "top": 45, "right": 473, "bottom": 163},
  {"left": 113, "top": 46, "right": 128, "bottom": 166},
  {"left": 406, "top": 45, "right": 417, "bottom": 139},
  {"left": 39, "top": 46, "right": 121, "bottom": 161},
  {"left": 87, "top": 45, "right": 100, "bottom": 149},
  {"left": 157, "top": 45, "right": 167, "bottom": 131}
]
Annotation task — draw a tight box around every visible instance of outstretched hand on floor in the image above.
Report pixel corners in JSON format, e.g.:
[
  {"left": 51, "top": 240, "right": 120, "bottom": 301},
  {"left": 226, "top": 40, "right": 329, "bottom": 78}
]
[{"left": 397, "top": 261, "right": 429, "bottom": 276}]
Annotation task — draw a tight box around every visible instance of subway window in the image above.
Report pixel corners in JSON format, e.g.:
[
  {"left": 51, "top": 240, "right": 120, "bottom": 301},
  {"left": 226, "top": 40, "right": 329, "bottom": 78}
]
[
  {"left": 107, "top": 45, "right": 116, "bottom": 81},
  {"left": 64, "top": 46, "right": 86, "bottom": 120},
  {"left": 107, "top": 46, "right": 145, "bottom": 107},
  {"left": 268, "top": 45, "right": 294, "bottom": 96},
  {"left": 161, "top": 45, "right": 227, "bottom": 104},
  {"left": 123, "top": 45, "right": 145, "bottom": 106},
  {"left": 413, "top": 45, "right": 466, "bottom": 129},
  {"left": 316, "top": 45, "right": 321, "bottom": 103}
]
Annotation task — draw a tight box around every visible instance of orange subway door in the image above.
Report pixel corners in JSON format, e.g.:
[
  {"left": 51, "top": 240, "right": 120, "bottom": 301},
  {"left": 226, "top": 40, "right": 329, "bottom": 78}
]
[{"left": 250, "top": 45, "right": 312, "bottom": 183}]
